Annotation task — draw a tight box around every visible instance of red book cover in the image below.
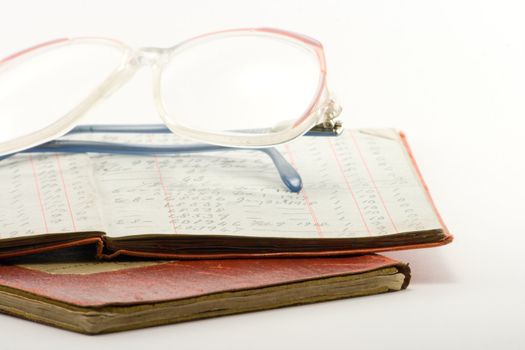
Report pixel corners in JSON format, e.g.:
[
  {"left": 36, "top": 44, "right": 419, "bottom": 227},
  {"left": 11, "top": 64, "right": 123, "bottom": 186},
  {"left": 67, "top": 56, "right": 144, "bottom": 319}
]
[{"left": 0, "top": 251, "right": 410, "bottom": 334}]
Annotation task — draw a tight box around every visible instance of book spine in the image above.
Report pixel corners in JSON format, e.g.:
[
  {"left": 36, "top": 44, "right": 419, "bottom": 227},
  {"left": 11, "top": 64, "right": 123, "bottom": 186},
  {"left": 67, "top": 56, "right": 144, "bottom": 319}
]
[{"left": 0, "top": 236, "right": 106, "bottom": 259}]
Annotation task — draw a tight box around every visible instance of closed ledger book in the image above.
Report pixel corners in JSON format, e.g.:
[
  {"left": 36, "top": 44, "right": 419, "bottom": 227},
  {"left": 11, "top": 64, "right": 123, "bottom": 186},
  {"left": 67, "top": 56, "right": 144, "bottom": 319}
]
[
  {"left": 0, "top": 129, "right": 451, "bottom": 259},
  {"left": 0, "top": 247, "right": 410, "bottom": 334}
]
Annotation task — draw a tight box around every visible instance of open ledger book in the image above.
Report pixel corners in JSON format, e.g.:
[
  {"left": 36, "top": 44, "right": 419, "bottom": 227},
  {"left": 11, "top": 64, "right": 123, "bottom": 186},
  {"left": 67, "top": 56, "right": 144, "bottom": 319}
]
[{"left": 0, "top": 129, "right": 452, "bottom": 259}]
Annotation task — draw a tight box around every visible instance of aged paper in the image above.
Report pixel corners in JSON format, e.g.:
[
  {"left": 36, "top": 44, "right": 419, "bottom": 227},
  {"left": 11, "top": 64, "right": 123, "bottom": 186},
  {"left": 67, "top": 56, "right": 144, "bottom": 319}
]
[
  {"left": 0, "top": 129, "right": 442, "bottom": 240},
  {"left": 0, "top": 153, "right": 104, "bottom": 238}
]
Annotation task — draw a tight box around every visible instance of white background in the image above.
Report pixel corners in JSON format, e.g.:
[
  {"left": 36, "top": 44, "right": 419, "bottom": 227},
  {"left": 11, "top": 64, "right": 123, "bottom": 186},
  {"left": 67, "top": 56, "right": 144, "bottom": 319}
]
[{"left": 1, "top": 0, "right": 524, "bottom": 349}]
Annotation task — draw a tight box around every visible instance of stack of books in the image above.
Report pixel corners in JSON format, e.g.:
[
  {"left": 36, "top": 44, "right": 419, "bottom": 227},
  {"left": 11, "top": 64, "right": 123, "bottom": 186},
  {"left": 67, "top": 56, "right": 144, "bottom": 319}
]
[{"left": 0, "top": 129, "right": 451, "bottom": 334}]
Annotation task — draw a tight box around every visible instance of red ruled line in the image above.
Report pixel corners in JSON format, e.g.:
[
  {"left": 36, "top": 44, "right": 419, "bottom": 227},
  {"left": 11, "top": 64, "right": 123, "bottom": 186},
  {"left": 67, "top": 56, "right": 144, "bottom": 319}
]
[
  {"left": 28, "top": 156, "right": 49, "bottom": 233},
  {"left": 55, "top": 155, "right": 77, "bottom": 231},
  {"left": 328, "top": 139, "right": 371, "bottom": 234},
  {"left": 285, "top": 144, "right": 323, "bottom": 238},
  {"left": 348, "top": 131, "right": 398, "bottom": 232},
  {"left": 154, "top": 156, "right": 177, "bottom": 234}
]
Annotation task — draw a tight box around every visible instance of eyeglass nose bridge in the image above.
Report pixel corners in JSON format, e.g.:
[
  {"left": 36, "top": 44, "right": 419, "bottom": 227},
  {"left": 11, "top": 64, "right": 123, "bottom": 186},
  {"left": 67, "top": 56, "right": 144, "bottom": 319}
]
[
  {"left": 99, "top": 47, "right": 170, "bottom": 101},
  {"left": 135, "top": 47, "right": 171, "bottom": 67}
]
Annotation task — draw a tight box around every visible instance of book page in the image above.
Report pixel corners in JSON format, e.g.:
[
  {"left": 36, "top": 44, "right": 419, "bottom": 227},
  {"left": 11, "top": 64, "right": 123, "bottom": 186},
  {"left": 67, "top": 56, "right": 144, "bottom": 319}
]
[
  {"left": 0, "top": 129, "right": 443, "bottom": 240},
  {"left": 77, "top": 129, "right": 442, "bottom": 239},
  {"left": 0, "top": 153, "right": 105, "bottom": 239}
]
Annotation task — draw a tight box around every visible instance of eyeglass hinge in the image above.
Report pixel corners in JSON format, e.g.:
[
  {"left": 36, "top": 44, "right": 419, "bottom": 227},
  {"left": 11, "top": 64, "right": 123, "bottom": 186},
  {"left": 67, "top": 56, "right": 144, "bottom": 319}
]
[{"left": 310, "top": 99, "right": 343, "bottom": 136}]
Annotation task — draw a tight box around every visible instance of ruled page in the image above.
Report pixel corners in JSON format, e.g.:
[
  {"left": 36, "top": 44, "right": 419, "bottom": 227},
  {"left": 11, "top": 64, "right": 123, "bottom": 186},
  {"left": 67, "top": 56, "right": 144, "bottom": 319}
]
[
  {"left": 0, "top": 129, "right": 443, "bottom": 240},
  {"left": 0, "top": 153, "right": 105, "bottom": 239},
  {"left": 77, "top": 129, "right": 442, "bottom": 239}
]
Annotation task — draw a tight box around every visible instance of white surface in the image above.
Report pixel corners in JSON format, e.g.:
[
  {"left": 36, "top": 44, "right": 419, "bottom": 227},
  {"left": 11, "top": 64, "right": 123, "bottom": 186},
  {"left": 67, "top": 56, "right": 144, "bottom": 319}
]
[{"left": 0, "top": 0, "right": 524, "bottom": 349}]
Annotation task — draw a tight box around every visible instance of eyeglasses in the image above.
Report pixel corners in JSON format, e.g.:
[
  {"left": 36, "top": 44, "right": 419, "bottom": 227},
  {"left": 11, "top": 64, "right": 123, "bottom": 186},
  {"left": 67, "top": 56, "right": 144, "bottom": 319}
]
[{"left": 0, "top": 28, "right": 342, "bottom": 191}]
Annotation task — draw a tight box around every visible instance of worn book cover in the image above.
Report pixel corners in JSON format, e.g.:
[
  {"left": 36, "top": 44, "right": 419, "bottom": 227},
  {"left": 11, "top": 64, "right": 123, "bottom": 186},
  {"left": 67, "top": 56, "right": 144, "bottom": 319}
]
[{"left": 0, "top": 247, "right": 410, "bottom": 334}]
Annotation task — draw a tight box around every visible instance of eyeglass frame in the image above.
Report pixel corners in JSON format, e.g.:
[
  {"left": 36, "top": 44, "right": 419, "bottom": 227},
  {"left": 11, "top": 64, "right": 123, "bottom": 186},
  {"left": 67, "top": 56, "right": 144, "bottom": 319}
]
[
  {"left": 0, "top": 27, "right": 343, "bottom": 157},
  {"left": 0, "top": 28, "right": 344, "bottom": 192}
]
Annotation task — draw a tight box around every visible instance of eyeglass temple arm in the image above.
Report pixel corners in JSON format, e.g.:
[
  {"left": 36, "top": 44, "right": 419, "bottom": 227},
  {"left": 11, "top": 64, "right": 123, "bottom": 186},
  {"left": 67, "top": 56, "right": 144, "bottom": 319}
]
[
  {"left": 68, "top": 124, "right": 342, "bottom": 136},
  {"left": 1, "top": 139, "right": 303, "bottom": 193},
  {"left": 0, "top": 123, "right": 343, "bottom": 192},
  {"left": 64, "top": 123, "right": 344, "bottom": 192},
  {"left": 65, "top": 123, "right": 346, "bottom": 192},
  {"left": 64, "top": 123, "right": 345, "bottom": 192}
]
